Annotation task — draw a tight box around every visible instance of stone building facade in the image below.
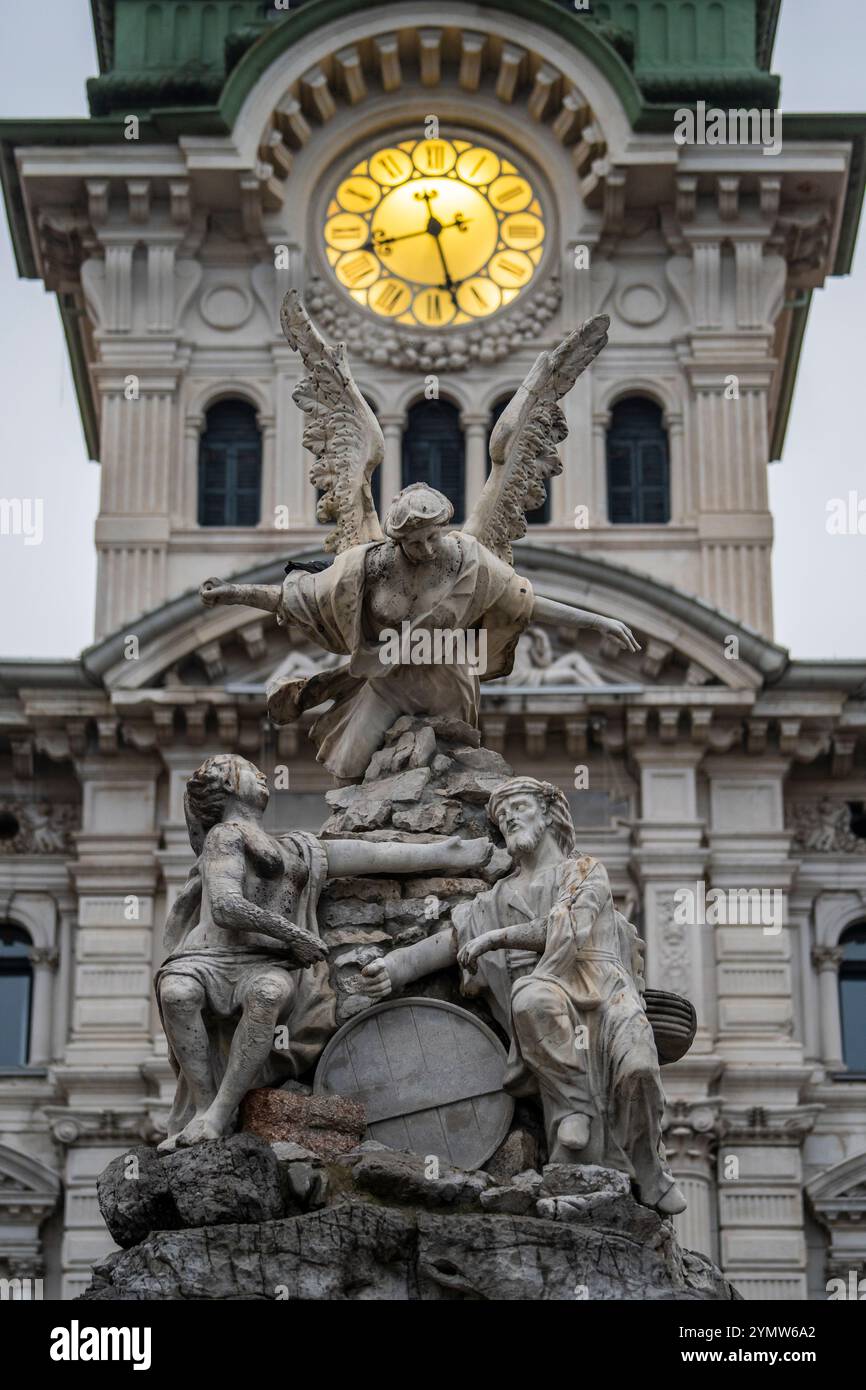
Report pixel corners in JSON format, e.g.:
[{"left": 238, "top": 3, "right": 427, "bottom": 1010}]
[{"left": 0, "top": 0, "right": 864, "bottom": 1299}]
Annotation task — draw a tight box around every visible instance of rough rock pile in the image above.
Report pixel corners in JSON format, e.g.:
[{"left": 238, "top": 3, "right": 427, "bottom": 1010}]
[
  {"left": 84, "top": 1135, "right": 738, "bottom": 1302},
  {"left": 316, "top": 715, "right": 513, "bottom": 1024}
]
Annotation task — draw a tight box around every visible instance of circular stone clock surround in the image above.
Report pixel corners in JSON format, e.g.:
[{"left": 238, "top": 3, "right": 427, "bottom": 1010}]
[{"left": 315, "top": 128, "right": 555, "bottom": 335}]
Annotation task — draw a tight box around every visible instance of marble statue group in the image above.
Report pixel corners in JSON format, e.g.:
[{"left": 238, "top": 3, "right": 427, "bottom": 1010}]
[{"left": 153, "top": 291, "right": 690, "bottom": 1217}]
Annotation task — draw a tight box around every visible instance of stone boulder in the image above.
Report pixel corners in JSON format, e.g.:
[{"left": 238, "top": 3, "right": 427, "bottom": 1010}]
[
  {"left": 96, "top": 1134, "right": 284, "bottom": 1249},
  {"left": 83, "top": 1140, "right": 740, "bottom": 1301},
  {"left": 240, "top": 1088, "right": 366, "bottom": 1158}
]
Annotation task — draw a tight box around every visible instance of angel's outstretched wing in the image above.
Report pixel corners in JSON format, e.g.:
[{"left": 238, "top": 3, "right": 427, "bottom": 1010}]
[
  {"left": 280, "top": 289, "right": 385, "bottom": 554},
  {"left": 462, "top": 315, "right": 609, "bottom": 563}
]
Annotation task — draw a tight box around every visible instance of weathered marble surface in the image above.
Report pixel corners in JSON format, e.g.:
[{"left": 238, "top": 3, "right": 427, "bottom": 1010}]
[
  {"left": 85, "top": 1137, "right": 737, "bottom": 1302},
  {"left": 316, "top": 715, "right": 512, "bottom": 1025},
  {"left": 156, "top": 749, "right": 491, "bottom": 1149},
  {"left": 356, "top": 772, "right": 689, "bottom": 1214},
  {"left": 199, "top": 295, "right": 639, "bottom": 778},
  {"left": 240, "top": 1087, "right": 365, "bottom": 1157}
]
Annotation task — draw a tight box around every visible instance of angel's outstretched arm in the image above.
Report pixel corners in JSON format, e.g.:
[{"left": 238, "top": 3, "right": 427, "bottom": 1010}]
[
  {"left": 200, "top": 578, "right": 281, "bottom": 613},
  {"left": 531, "top": 593, "right": 641, "bottom": 654}
]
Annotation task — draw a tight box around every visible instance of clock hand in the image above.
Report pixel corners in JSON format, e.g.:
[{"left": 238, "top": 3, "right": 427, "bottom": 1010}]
[
  {"left": 407, "top": 188, "right": 460, "bottom": 305},
  {"left": 366, "top": 216, "right": 472, "bottom": 250}
]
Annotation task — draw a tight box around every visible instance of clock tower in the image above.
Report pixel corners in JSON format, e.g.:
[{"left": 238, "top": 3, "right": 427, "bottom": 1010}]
[{"left": 1, "top": 0, "right": 865, "bottom": 1302}]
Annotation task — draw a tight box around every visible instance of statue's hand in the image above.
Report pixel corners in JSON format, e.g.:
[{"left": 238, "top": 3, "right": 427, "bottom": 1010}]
[
  {"left": 200, "top": 577, "right": 231, "bottom": 607},
  {"left": 457, "top": 936, "right": 493, "bottom": 975},
  {"left": 281, "top": 925, "right": 329, "bottom": 967},
  {"left": 595, "top": 616, "right": 641, "bottom": 654},
  {"left": 359, "top": 958, "right": 393, "bottom": 1000},
  {"left": 441, "top": 835, "right": 493, "bottom": 872}
]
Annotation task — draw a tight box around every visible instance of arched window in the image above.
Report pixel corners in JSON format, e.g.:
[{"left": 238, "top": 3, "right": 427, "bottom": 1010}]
[
  {"left": 487, "top": 396, "right": 551, "bottom": 524},
  {"left": 0, "top": 925, "right": 32, "bottom": 1068},
  {"left": 606, "top": 396, "right": 670, "bottom": 524},
  {"left": 198, "top": 398, "right": 262, "bottom": 527},
  {"left": 402, "top": 399, "right": 465, "bottom": 523},
  {"left": 839, "top": 924, "right": 866, "bottom": 1072}
]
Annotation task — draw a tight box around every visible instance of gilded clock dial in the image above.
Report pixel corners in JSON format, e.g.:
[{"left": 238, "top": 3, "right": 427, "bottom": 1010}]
[{"left": 322, "top": 137, "right": 546, "bottom": 329}]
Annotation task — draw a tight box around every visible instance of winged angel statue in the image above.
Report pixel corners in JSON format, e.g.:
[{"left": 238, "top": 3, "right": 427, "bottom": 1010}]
[{"left": 201, "top": 291, "right": 639, "bottom": 779}]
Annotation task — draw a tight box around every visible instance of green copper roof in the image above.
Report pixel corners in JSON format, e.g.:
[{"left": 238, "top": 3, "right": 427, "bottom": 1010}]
[{"left": 84, "top": 0, "right": 783, "bottom": 115}]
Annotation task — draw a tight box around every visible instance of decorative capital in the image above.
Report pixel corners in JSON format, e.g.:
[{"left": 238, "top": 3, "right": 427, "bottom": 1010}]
[
  {"left": 811, "top": 944, "right": 845, "bottom": 973},
  {"left": 28, "top": 947, "right": 59, "bottom": 970}
]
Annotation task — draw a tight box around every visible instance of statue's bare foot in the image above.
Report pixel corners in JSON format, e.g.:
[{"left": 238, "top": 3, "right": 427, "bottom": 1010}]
[
  {"left": 557, "top": 1113, "right": 591, "bottom": 1150},
  {"left": 157, "top": 1132, "right": 180, "bottom": 1155},
  {"left": 174, "top": 1112, "right": 225, "bottom": 1148},
  {"left": 655, "top": 1182, "right": 688, "bottom": 1216}
]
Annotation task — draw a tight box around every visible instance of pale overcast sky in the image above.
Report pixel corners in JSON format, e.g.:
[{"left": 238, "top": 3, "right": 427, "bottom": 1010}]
[{"left": 0, "top": 0, "right": 863, "bottom": 660}]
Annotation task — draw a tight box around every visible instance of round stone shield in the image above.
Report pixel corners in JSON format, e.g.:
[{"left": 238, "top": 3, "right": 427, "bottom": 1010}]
[{"left": 314, "top": 998, "right": 514, "bottom": 1170}]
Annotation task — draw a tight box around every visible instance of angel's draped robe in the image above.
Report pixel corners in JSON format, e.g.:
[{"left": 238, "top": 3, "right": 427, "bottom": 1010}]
[
  {"left": 453, "top": 855, "right": 676, "bottom": 1208},
  {"left": 268, "top": 533, "right": 534, "bottom": 778}
]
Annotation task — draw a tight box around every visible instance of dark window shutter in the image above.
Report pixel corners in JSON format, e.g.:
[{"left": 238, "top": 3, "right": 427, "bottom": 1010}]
[
  {"left": 839, "top": 924, "right": 866, "bottom": 1072},
  {"left": 0, "top": 924, "right": 32, "bottom": 1068},
  {"left": 198, "top": 399, "right": 262, "bottom": 527},
  {"left": 606, "top": 397, "right": 670, "bottom": 525},
  {"left": 402, "top": 400, "right": 465, "bottom": 522}
]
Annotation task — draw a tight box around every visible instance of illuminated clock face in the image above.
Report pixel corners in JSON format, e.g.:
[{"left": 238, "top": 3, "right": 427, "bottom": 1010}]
[{"left": 322, "top": 137, "right": 546, "bottom": 329}]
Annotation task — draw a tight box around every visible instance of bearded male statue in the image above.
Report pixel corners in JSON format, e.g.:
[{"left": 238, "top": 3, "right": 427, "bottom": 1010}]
[{"left": 360, "top": 775, "right": 688, "bottom": 1216}]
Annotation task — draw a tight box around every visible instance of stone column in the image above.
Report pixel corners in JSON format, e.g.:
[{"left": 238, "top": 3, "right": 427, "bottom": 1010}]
[
  {"left": 704, "top": 756, "right": 800, "bottom": 1058},
  {"left": 811, "top": 945, "right": 845, "bottom": 1071},
  {"left": 666, "top": 408, "right": 688, "bottom": 521},
  {"left": 66, "top": 754, "right": 160, "bottom": 1061},
  {"left": 664, "top": 1102, "right": 721, "bottom": 1261},
  {"left": 629, "top": 746, "right": 709, "bottom": 1023},
  {"left": 27, "top": 947, "right": 59, "bottom": 1067},
  {"left": 716, "top": 1113, "right": 812, "bottom": 1300},
  {"left": 178, "top": 411, "right": 203, "bottom": 526},
  {"left": 590, "top": 407, "right": 610, "bottom": 527},
  {"left": 259, "top": 411, "right": 277, "bottom": 531},
  {"left": 462, "top": 413, "right": 488, "bottom": 519},
  {"left": 379, "top": 414, "right": 403, "bottom": 512},
  {"left": 52, "top": 902, "right": 76, "bottom": 1063}
]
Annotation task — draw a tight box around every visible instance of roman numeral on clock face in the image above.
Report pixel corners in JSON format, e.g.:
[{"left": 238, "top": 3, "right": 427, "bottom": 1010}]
[
  {"left": 424, "top": 292, "right": 442, "bottom": 320},
  {"left": 374, "top": 282, "right": 407, "bottom": 312},
  {"left": 376, "top": 155, "right": 402, "bottom": 179},
  {"left": 339, "top": 253, "right": 377, "bottom": 286},
  {"left": 495, "top": 184, "right": 523, "bottom": 204}
]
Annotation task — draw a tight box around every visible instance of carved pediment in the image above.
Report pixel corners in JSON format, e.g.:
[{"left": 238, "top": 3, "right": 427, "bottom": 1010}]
[
  {"left": 142, "top": 614, "right": 720, "bottom": 697},
  {"left": 807, "top": 1153, "right": 866, "bottom": 1230},
  {"left": 0, "top": 1145, "right": 61, "bottom": 1212}
]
